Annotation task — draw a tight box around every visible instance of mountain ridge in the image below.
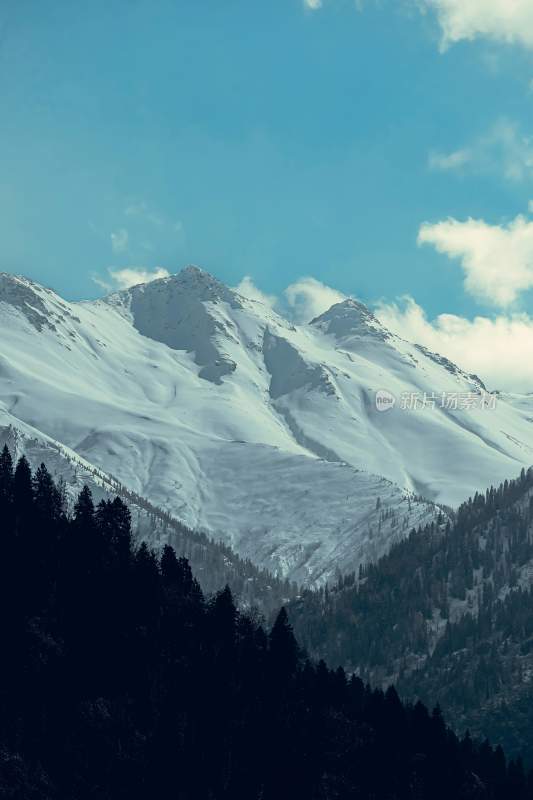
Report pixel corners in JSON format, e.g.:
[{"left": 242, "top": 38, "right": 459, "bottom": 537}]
[{"left": 1, "top": 266, "right": 532, "bottom": 584}]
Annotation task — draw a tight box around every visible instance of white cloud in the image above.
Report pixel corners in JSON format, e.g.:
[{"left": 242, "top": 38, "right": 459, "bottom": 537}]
[
  {"left": 109, "top": 267, "right": 170, "bottom": 290},
  {"left": 124, "top": 202, "right": 148, "bottom": 218},
  {"left": 428, "top": 148, "right": 472, "bottom": 171},
  {"left": 110, "top": 228, "right": 129, "bottom": 254},
  {"left": 418, "top": 213, "right": 533, "bottom": 307},
  {"left": 376, "top": 296, "right": 533, "bottom": 392},
  {"left": 421, "top": 0, "right": 533, "bottom": 50},
  {"left": 284, "top": 277, "right": 346, "bottom": 323},
  {"left": 304, "top": 0, "right": 322, "bottom": 9},
  {"left": 90, "top": 273, "right": 113, "bottom": 292},
  {"left": 93, "top": 267, "right": 170, "bottom": 292},
  {"left": 233, "top": 275, "right": 346, "bottom": 322},
  {"left": 428, "top": 119, "right": 533, "bottom": 182},
  {"left": 487, "top": 120, "right": 533, "bottom": 182},
  {"left": 234, "top": 276, "right": 277, "bottom": 309}
]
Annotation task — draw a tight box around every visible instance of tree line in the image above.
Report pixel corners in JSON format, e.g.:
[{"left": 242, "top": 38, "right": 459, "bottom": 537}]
[{"left": 0, "top": 445, "right": 530, "bottom": 798}]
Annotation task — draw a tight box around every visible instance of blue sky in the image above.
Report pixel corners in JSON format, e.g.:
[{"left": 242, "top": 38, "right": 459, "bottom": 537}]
[{"left": 2, "top": 0, "right": 533, "bottom": 357}]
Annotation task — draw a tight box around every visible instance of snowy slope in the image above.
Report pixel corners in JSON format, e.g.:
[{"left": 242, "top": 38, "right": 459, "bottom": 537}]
[
  {"left": 0, "top": 408, "right": 430, "bottom": 587},
  {"left": 1, "top": 267, "right": 532, "bottom": 583},
  {"left": 0, "top": 411, "right": 175, "bottom": 544},
  {"left": 0, "top": 415, "right": 301, "bottom": 609}
]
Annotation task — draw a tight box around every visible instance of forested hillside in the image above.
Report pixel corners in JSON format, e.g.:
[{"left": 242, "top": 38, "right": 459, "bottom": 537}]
[
  {"left": 0, "top": 445, "right": 529, "bottom": 799},
  {"left": 288, "top": 467, "right": 533, "bottom": 764},
  {"left": 1, "top": 423, "right": 297, "bottom": 615}
]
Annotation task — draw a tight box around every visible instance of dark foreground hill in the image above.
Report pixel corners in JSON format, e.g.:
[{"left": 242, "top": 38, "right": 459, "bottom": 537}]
[
  {"left": 0, "top": 445, "right": 530, "bottom": 799},
  {"left": 288, "top": 467, "right": 533, "bottom": 766}
]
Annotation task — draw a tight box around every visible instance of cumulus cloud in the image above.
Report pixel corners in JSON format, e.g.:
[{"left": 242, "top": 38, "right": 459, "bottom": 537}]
[
  {"left": 234, "top": 276, "right": 277, "bottom": 309},
  {"left": 232, "top": 275, "right": 346, "bottom": 322},
  {"left": 109, "top": 267, "right": 170, "bottom": 290},
  {"left": 428, "top": 119, "right": 533, "bottom": 182},
  {"left": 418, "top": 213, "right": 533, "bottom": 307},
  {"left": 284, "top": 277, "right": 346, "bottom": 323},
  {"left": 110, "top": 228, "right": 129, "bottom": 254},
  {"left": 93, "top": 267, "right": 170, "bottom": 292},
  {"left": 376, "top": 296, "right": 533, "bottom": 392},
  {"left": 301, "top": 0, "right": 533, "bottom": 49},
  {"left": 233, "top": 275, "right": 345, "bottom": 321},
  {"left": 421, "top": 0, "right": 533, "bottom": 50}
]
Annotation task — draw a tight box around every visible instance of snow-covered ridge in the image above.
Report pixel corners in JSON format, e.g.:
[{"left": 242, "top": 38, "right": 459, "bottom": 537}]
[{"left": 1, "top": 266, "right": 533, "bottom": 584}]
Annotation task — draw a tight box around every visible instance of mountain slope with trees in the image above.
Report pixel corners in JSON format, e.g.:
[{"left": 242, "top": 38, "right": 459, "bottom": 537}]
[
  {"left": 0, "top": 422, "right": 297, "bottom": 615},
  {"left": 288, "top": 467, "right": 533, "bottom": 764},
  {"left": 0, "top": 445, "right": 530, "bottom": 799}
]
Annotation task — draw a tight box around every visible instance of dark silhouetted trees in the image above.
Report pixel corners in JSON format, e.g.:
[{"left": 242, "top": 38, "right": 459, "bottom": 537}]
[{"left": 0, "top": 447, "right": 530, "bottom": 799}]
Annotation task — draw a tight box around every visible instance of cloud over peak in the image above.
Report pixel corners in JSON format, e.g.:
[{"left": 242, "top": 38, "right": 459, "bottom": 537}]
[
  {"left": 93, "top": 267, "right": 170, "bottom": 292},
  {"left": 376, "top": 296, "right": 533, "bottom": 393},
  {"left": 284, "top": 277, "right": 345, "bottom": 323},
  {"left": 236, "top": 275, "right": 346, "bottom": 323},
  {"left": 234, "top": 276, "right": 277, "bottom": 309}
]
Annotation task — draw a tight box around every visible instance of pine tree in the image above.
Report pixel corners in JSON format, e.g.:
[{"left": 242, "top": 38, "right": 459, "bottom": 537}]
[
  {"left": 74, "top": 485, "right": 94, "bottom": 526},
  {"left": 33, "top": 462, "right": 62, "bottom": 521},
  {"left": 133, "top": 542, "right": 161, "bottom": 626},
  {"left": 160, "top": 543, "right": 180, "bottom": 584},
  {"left": 13, "top": 454, "right": 33, "bottom": 511},
  {"left": 161, "top": 546, "right": 203, "bottom": 603},
  {"left": 111, "top": 496, "right": 132, "bottom": 564},
  {"left": 0, "top": 444, "right": 13, "bottom": 506},
  {"left": 96, "top": 497, "right": 132, "bottom": 568},
  {"left": 208, "top": 585, "right": 238, "bottom": 656},
  {"left": 269, "top": 607, "right": 300, "bottom": 681}
]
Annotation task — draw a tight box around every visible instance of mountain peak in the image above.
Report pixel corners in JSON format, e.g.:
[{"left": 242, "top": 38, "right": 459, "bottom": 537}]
[
  {"left": 0, "top": 272, "right": 74, "bottom": 332},
  {"left": 310, "top": 297, "right": 390, "bottom": 342},
  {"left": 115, "top": 265, "right": 241, "bottom": 383},
  {"left": 178, "top": 264, "right": 211, "bottom": 279},
  {"left": 174, "top": 265, "right": 235, "bottom": 298},
  {"left": 0, "top": 272, "right": 41, "bottom": 293},
  {"left": 172, "top": 264, "right": 218, "bottom": 287},
  {"left": 123, "top": 265, "right": 239, "bottom": 308}
]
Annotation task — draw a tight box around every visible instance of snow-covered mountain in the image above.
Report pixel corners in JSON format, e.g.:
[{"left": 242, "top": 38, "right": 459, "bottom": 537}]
[{"left": 1, "top": 266, "right": 532, "bottom": 584}]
